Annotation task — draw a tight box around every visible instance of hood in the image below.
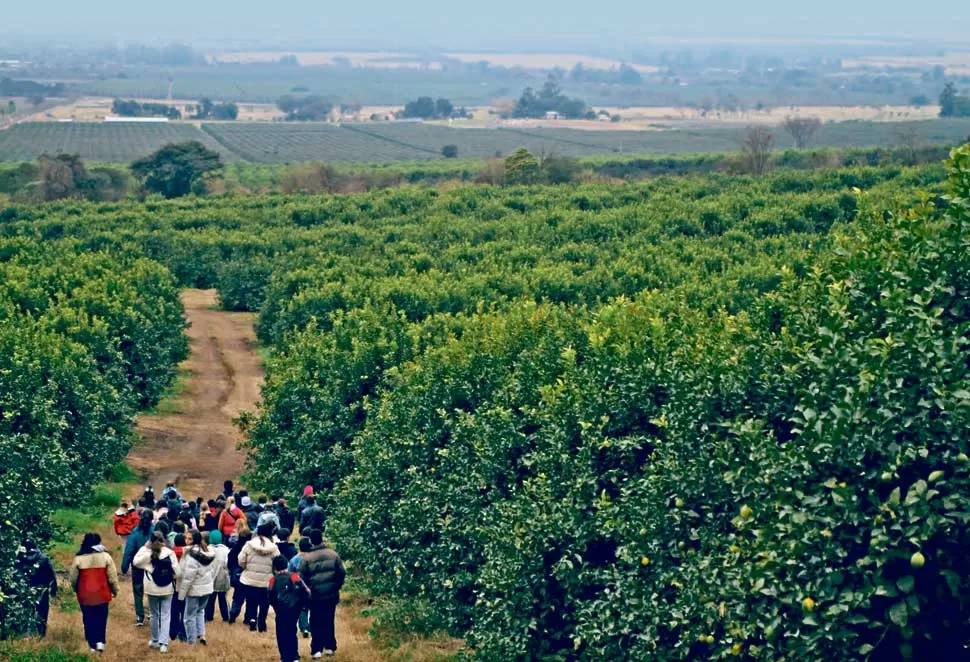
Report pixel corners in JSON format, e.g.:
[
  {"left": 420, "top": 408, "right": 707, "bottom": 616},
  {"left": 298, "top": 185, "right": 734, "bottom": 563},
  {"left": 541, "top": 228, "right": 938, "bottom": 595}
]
[
  {"left": 250, "top": 537, "right": 279, "bottom": 556},
  {"left": 189, "top": 547, "right": 215, "bottom": 565},
  {"left": 303, "top": 485, "right": 314, "bottom": 497},
  {"left": 114, "top": 508, "right": 127, "bottom": 516}
]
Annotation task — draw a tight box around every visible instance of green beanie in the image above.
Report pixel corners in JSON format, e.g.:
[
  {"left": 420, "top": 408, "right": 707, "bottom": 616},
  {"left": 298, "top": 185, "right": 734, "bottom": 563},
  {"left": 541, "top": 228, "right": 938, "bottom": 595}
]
[{"left": 208, "top": 530, "right": 223, "bottom": 545}]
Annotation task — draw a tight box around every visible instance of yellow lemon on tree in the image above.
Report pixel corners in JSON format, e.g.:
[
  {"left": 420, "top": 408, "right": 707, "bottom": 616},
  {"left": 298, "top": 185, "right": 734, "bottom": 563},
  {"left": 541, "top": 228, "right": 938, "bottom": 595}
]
[
  {"left": 802, "top": 597, "right": 816, "bottom": 612},
  {"left": 675, "top": 497, "right": 685, "bottom": 508},
  {"left": 910, "top": 551, "right": 926, "bottom": 569},
  {"left": 640, "top": 556, "right": 650, "bottom": 566},
  {"left": 740, "top": 505, "right": 753, "bottom": 519}
]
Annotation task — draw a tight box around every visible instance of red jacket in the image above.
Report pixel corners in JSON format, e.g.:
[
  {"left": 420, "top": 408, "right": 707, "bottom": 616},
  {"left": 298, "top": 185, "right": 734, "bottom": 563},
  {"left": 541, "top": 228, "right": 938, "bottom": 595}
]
[
  {"left": 218, "top": 507, "right": 246, "bottom": 537},
  {"left": 69, "top": 550, "right": 119, "bottom": 607},
  {"left": 113, "top": 509, "right": 139, "bottom": 536}
]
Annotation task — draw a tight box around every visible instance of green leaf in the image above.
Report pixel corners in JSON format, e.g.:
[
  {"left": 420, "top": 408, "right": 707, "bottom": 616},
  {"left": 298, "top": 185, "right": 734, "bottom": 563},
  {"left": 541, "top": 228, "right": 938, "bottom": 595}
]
[
  {"left": 896, "top": 575, "right": 915, "bottom": 594},
  {"left": 889, "top": 601, "right": 908, "bottom": 628}
]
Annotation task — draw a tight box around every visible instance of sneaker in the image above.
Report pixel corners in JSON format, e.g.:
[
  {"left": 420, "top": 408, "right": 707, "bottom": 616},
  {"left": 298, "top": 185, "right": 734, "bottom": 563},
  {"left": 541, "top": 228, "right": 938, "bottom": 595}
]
[
  {"left": 199, "top": 638, "right": 207, "bottom": 646},
  {"left": 324, "top": 651, "right": 335, "bottom": 658},
  {"left": 312, "top": 654, "right": 322, "bottom": 660},
  {"left": 149, "top": 640, "right": 159, "bottom": 649},
  {"left": 136, "top": 619, "right": 145, "bottom": 627},
  {"left": 96, "top": 643, "right": 105, "bottom": 653},
  {"left": 159, "top": 644, "right": 168, "bottom": 654},
  {"left": 302, "top": 630, "right": 310, "bottom": 639},
  {"left": 249, "top": 622, "right": 257, "bottom": 632}
]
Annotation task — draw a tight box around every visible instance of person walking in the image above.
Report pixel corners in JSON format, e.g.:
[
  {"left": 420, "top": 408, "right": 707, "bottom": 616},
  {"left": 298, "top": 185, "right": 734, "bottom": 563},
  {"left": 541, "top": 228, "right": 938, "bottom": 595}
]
[
  {"left": 276, "top": 530, "right": 297, "bottom": 563},
  {"left": 202, "top": 500, "right": 220, "bottom": 532},
  {"left": 269, "top": 555, "right": 310, "bottom": 662},
  {"left": 227, "top": 521, "right": 252, "bottom": 623},
  {"left": 17, "top": 539, "right": 57, "bottom": 637},
  {"left": 219, "top": 496, "right": 245, "bottom": 538},
  {"left": 299, "top": 496, "right": 325, "bottom": 535},
  {"left": 299, "top": 529, "right": 345, "bottom": 658},
  {"left": 288, "top": 537, "right": 313, "bottom": 639},
  {"left": 69, "top": 533, "right": 119, "bottom": 654},
  {"left": 296, "top": 486, "right": 314, "bottom": 525},
  {"left": 276, "top": 499, "right": 296, "bottom": 535},
  {"left": 177, "top": 529, "right": 216, "bottom": 646},
  {"left": 112, "top": 501, "right": 139, "bottom": 553},
  {"left": 121, "top": 510, "right": 155, "bottom": 626},
  {"left": 204, "top": 531, "right": 231, "bottom": 622},
  {"left": 238, "top": 523, "right": 281, "bottom": 633},
  {"left": 134, "top": 531, "right": 179, "bottom": 654}
]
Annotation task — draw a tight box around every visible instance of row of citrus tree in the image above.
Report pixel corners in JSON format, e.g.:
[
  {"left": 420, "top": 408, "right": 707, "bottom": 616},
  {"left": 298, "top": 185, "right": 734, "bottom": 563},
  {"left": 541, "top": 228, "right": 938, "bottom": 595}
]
[
  {"left": 8, "top": 156, "right": 968, "bottom": 657},
  {"left": 0, "top": 240, "right": 187, "bottom": 637}
]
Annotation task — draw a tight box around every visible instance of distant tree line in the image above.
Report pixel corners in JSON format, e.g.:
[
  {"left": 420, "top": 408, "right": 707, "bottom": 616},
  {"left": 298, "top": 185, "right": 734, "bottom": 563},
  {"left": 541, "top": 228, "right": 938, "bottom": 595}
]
[
  {"left": 95, "top": 43, "right": 206, "bottom": 66},
  {"left": 398, "top": 97, "right": 470, "bottom": 120},
  {"left": 511, "top": 77, "right": 588, "bottom": 119},
  {"left": 277, "top": 95, "right": 338, "bottom": 121},
  {"left": 0, "top": 78, "right": 65, "bottom": 97},
  {"left": 190, "top": 98, "right": 239, "bottom": 120},
  {"left": 112, "top": 99, "right": 182, "bottom": 120},
  {"left": 569, "top": 62, "right": 642, "bottom": 85},
  {"left": 940, "top": 83, "right": 970, "bottom": 118}
]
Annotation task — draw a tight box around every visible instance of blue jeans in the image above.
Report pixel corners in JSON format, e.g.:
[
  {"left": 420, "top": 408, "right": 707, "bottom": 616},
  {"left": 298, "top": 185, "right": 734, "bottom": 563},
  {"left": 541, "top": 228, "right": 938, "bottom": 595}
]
[
  {"left": 183, "top": 595, "right": 208, "bottom": 644},
  {"left": 148, "top": 595, "right": 172, "bottom": 646}
]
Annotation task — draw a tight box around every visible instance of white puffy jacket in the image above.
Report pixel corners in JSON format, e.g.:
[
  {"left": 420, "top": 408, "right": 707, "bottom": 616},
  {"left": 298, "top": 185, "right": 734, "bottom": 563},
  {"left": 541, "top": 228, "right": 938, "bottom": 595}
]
[
  {"left": 238, "top": 536, "right": 280, "bottom": 588},
  {"left": 133, "top": 546, "right": 179, "bottom": 597},
  {"left": 177, "top": 546, "right": 217, "bottom": 599}
]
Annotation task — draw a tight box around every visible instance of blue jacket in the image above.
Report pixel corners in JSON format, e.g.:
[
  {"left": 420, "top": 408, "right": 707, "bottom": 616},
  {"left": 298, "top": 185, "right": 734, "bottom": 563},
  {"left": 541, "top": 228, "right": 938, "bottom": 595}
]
[{"left": 122, "top": 525, "right": 154, "bottom": 573}]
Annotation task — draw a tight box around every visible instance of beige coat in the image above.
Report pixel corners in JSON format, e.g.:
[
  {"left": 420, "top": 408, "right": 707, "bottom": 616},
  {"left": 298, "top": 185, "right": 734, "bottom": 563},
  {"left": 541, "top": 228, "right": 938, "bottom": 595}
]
[
  {"left": 133, "top": 546, "right": 179, "bottom": 597},
  {"left": 238, "top": 536, "right": 280, "bottom": 588}
]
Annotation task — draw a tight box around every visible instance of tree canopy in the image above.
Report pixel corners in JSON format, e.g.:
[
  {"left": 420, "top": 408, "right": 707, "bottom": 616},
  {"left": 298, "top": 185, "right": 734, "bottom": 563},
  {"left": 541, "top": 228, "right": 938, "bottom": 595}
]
[{"left": 130, "top": 141, "right": 223, "bottom": 198}]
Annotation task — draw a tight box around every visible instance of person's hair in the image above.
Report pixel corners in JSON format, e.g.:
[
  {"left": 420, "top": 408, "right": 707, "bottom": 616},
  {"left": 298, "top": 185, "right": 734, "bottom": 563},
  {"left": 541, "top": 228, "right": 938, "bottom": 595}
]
[
  {"left": 155, "top": 519, "right": 171, "bottom": 537},
  {"left": 173, "top": 521, "right": 186, "bottom": 534},
  {"left": 121, "top": 500, "right": 129, "bottom": 508},
  {"left": 155, "top": 501, "right": 165, "bottom": 511},
  {"left": 236, "top": 521, "right": 251, "bottom": 538},
  {"left": 277, "top": 528, "right": 291, "bottom": 541},
  {"left": 309, "top": 529, "right": 324, "bottom": 546},
  {"left": 188, "top": 528, "right": 207, "bottom": 552},
  {"left": 207, "top": 499, "right": 217, "bottom": 508},
  {"left": 137, "top": 510, "right": 154, "bottom": 533},
  {"left": 298, "top": 537, "right": 312, "bottom": 553},
  {"left": 226, "top": 496, "right": 235, "bottom": 508},
  {"left": 256, "top": 522, "right": 274, "bottom": 539},
  {"left": 196, "top": 497, "right": 203, "bottom": 505},
  {"left": 258, "top": 495, "right": 268, "bottom": 505},
  {"left": 224, "top": 480, "right": 233, "bottom": 492},
  {"left": 201, "top": 531, "right": 210, "bottom": 545},
  {"left": 79, "top": 532, "right": 101, "bottom": 553},
  {"left": 271, "top": 494, "right": 280, "bottom": 502},
  {"left": 150, "top": 531, "right": 167, "bottom": 561},
  {"left": 138, "top": 498, "right": 147, "bottom": 507},
  {"left": 272, "top": 555, "right": 288, "bottom": 572},
  {"left": 306, "top": 496, "right": 315, "bottom": 505},
  {"left": 173, "top": 534, "right": 186, "bottom": 547},
  {"left": 278, "top": 498, "right": 287, "bottom": 508}
]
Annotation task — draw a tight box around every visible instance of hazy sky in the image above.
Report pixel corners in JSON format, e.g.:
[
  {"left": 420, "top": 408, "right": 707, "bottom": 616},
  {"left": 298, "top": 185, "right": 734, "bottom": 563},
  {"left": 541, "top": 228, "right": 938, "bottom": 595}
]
[{"left": 5, "top": 0, "right": 970, "bottom": 49}]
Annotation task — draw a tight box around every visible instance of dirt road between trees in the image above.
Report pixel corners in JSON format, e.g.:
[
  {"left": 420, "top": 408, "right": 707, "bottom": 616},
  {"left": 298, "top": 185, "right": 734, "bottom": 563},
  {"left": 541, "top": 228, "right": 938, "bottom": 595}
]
[{"left": 129, "top": 289, "right": 262, "bottom": 497}]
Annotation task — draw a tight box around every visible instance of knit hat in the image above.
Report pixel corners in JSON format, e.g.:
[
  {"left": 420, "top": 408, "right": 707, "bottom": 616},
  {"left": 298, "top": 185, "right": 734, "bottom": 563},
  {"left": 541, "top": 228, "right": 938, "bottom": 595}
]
[
  {"left": 241, "top": 496, "right": 252, "bottom": 507},
  {"left": 303, "top": 485, "right": 314, "bottom": 497},
  {"left": 208, "top": 530, "right": 223, "bottom": 545}
]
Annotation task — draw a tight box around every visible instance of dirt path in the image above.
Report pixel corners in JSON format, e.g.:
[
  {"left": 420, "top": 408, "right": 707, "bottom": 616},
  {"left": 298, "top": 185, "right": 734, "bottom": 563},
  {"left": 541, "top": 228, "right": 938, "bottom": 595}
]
[
  {"left": 43, "top": 289, "right": 403, "bottom": 662},
  {"left": 129, "top": 289, "right": 261, "bottom": 498}
]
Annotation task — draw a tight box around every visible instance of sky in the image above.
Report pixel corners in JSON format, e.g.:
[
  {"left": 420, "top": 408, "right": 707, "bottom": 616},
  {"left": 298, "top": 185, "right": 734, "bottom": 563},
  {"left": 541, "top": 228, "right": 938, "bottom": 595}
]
[{"left": 4, "top": 0, "right": 970, "bottom": 50}]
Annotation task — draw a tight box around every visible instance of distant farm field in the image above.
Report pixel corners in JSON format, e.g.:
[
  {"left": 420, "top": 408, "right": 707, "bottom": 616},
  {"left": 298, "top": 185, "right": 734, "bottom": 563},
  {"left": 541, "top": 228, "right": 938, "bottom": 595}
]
[
  {"left": 0, "top": 122, "right": 235, "bottom": 162},
  {"left": 3, "top": 118, "right": 970, "bottom": 164}
]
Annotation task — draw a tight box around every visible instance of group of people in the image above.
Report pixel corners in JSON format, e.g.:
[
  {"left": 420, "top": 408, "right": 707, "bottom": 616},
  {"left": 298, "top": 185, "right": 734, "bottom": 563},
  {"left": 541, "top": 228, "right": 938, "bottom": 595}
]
[{"left": 71, "top": 480, "right": 344, "bottom": 661}]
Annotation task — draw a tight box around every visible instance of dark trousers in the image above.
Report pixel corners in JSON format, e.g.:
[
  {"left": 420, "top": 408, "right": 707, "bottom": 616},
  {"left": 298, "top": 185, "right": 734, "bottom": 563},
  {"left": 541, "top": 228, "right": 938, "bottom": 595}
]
[
  {"left": 309, "top": 600, "right": 338, "bottom": 654},
  {"left": 169, "top": 595, "right": 186, "bottom": 640},
  {"left": 206, "top": 591, "right": 229, "bottom": 622},
  {"left": 229, "top": 581, "right": 245, "bottom": 623},
  {"left": 131, "top": 568, "right": 145, "bottom": 621},
  {"left": 274, "top": 607, "right": 300, "bottom": 662},
  {"left": 299, "top": 606, "right": 309, "bottom": 634},
  {"left": 80, "top": 603, "right": 109, "bottom": 650},
  {"left": 243, "top": 585, "right": 270, "bottom": 632}
]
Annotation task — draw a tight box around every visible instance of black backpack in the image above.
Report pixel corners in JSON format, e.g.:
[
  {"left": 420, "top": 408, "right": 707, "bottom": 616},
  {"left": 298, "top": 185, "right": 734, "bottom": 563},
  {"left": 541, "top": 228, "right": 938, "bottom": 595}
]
[
  {"left": 150, "top": 556, "right": 175, "bottom": 588},
  {"left": 272, "top": 572, "right": 306, "bottom": 611}
]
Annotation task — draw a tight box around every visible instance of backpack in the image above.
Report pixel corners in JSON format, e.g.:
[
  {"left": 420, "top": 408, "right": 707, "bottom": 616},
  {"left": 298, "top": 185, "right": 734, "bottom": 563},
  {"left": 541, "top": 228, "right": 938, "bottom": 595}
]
[
  {"left": 149, "top": 556, "right": 175, "bottom": 588},
  {"left": 271, "top": 572, "right": 306, "bottom": 611}
]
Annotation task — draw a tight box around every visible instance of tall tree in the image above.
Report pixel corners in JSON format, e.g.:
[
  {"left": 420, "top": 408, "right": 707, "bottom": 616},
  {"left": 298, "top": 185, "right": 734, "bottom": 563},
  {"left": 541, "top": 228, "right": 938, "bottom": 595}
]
[
  {"left": 940, "top": 82, "right": 958, "bottom": 118},
  {"left": 783, "top": 116, "right": 823, "bottom": 149},
  {"left": 740, "top": 126, "right": 774, "bottom": 176},
  {"left": 130, "top": 142, "right": 223, "bottom": 198}
]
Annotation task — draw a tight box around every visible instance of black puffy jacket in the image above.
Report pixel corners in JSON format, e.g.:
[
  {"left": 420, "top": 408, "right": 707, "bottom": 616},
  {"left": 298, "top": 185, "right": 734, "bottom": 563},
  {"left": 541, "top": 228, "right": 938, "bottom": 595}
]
[{"left": 299, "top": 544, "right": 345, "bottom": 603}]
